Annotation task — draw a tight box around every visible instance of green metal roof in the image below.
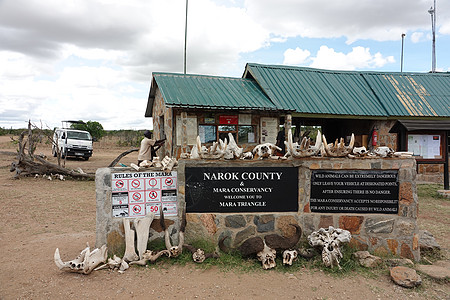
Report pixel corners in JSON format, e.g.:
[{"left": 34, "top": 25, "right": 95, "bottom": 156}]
[
  {"left": 244, "top": 63, "right": 450, "bottom": 118},
  {"left": 362, "top": 72, "right": 450, "bottom": 117},
  {"left": 145, "top": 73, "right": 277, "bottom": 116},
  {"left": 244, "top": 63, "right": 388, "bottom": 117}
]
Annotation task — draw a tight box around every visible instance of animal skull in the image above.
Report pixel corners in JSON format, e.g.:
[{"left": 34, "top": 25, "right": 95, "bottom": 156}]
[
  {"left": 160, "top": 205, "right": 186, "bottom": 258},
  {"left": 322, "top": 134, "right": 355, "bottom": 157},
  {"left": 308, "top": 226, "right": 351, "bottom": 269},
  {"left": 373, "top": 146, "right": 394, "bottom": 158},
  {"left": 192, "top": 248, "right": 206, "bottom": 263},
  {"left": 54, "top": 244, "right": 107, "bottom": 275},
  {"left": 285, "top": 130, "right": 322, "bottom": 158},
  {"left": 253, "top": 143, "right": 281, "bottom": 159},
  {"left": 257, "top": 242, "right": 277, "bottom": 270},
  {"left": 352, "top": 146, "right": 368, "bottom": 157},
  {"left": 282, "top": 250, "right": 298, "bottom": 266}
]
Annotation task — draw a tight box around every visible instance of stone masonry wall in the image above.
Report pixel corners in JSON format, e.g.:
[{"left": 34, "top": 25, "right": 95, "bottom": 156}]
[{"left": 96, "top": 157, "right": 420, "bottom": 261}]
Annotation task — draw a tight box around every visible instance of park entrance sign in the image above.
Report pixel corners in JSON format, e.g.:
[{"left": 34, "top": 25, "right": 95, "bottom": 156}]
[{"left": 185, "top": 167, "right": 298, "bottom": 213}]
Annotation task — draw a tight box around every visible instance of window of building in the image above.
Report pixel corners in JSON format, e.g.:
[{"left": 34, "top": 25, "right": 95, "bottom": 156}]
[
  {"left": 199, "top": 125, "right": 217, "bottom": 143},
  {"left": 196, "top": 114, "right": 257, "bottom": 144},
  {"left": 238, "top": 125, "right": 255, "bottom": 143}
]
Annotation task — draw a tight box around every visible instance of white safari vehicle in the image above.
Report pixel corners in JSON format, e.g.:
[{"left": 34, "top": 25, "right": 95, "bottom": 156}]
[{"left": 52, "top": 124, "right": 93, "bottom": 160}]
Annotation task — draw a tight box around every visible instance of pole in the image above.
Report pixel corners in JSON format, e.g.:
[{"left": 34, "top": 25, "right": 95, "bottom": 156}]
[
  {"left": 184, "top": 0, "right": 188, "bottom": 74},
  {"left": 428, "top": 0, "right": 436, "bottom": 73},
  {"left": 401, "top": 33, "right": 405, "bottom": 72}
]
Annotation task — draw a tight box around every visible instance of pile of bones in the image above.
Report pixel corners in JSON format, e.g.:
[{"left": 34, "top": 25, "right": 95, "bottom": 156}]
[
  {"left": 176, "top": 131, "right": 412, "bottom": 160},
  {"left": 55, "top": 208, "right": 352, "bottom": 273}
]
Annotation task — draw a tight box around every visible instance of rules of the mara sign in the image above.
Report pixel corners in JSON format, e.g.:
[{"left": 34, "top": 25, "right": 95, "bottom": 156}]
[{"left": 185, "top": 167, "right": 298, "bottom": 213}]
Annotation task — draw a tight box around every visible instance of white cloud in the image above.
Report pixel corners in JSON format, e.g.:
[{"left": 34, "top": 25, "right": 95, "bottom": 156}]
[
  {"left": 309, "top": 46, "right": 395, "bottom": 70},
  {"left": 0, "top": 0, "right": 448, "bottom": 129},
  {"left": 245, "top": 0, "right": 450, "bottom": 44},
  {"left": 410, "top": 32, "right": 425, "bottom": 43},
  {"left": 283, "top": 47, "right": 311, "bottom": 65}
]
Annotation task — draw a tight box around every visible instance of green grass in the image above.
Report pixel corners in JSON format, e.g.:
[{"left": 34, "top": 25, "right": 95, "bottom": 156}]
[{"left": 417, "top": 183, "right": 446, "bottom": 199}]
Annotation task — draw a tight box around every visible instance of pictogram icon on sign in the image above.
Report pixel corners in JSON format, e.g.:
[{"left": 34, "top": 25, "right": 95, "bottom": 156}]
[
  {"left": 115, "top": 180, "right": 124, "bottom": 188},
  {"left": 165, "top": 178, "right": 173, "bottom": 186},
  {"left": 148, "top": 178, "right": 157, "bottom": 187},
  {"left": 132, "top": 192, "right": 142, "bottom": 201},
  {"left": 149, "top": 191, "right": 158, "bottom": 200},
  {"left": 131, "top": 179, "right": 140, "bottom": 188},
  {"left": 132, "top": 205, "right": 142, "bottom": 213}
]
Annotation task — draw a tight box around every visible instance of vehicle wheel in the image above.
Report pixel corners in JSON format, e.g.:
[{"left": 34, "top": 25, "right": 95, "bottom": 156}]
[{"left": 84, "top": 157, "right": 89, "bottom": 161}]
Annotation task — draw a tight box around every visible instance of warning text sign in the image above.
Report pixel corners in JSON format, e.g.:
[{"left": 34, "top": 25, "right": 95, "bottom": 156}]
[{"left": 111, "top": 171, "right": 177, "bottom": 218}]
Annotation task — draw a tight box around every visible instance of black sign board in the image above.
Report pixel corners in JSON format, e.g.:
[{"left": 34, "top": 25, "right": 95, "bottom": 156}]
[
  {"left": 310, "top": 170, "right": 399, "bottom": 214},
  {"left": 185, "top": 167, "right": 298, "bottom": 213}
]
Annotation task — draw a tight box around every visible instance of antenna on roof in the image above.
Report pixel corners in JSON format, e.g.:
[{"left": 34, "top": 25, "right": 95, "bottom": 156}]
[
  {"left": 184, "top": 0, "right": 188, "bottom": 74},
  {"left": 428, "top": 0, "right": 436, "bottom": 73},
  {"left": 401, "top": 33, "right": 406, "bottom": 72}
]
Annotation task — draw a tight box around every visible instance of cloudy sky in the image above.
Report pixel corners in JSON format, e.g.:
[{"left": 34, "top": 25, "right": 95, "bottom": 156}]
[{"left": 1, "top": 0, "right": 449, "bottom": 130}]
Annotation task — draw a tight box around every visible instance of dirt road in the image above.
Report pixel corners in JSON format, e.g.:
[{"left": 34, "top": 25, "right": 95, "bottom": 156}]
[{"left": 0, "top": 136, "right": 448, "bottom": 299}]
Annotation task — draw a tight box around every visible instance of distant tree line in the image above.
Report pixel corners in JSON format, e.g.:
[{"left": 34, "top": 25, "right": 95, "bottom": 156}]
[{"left": 70, "top": 120, "right": 105, "bottom": 142}]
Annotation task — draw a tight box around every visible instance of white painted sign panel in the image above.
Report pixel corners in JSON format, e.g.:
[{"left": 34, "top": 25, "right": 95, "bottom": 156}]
[{"left": 111, "top": 171, "right": 178, "bottom": 217}]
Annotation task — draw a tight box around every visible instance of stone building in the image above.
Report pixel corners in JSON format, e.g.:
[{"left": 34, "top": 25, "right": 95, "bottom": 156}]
[{"left": 145, "top": 63, "right": 450, "bottom": 187}]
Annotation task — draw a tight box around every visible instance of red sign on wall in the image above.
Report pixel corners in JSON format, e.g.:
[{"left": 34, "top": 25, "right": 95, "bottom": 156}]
[{"left": 219, "top": 115, "right": 238, "bottom": 125}]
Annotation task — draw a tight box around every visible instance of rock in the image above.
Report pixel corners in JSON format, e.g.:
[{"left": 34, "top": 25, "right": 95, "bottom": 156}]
[
  {"left": 353, "top": 251, "right": 382, "bottom": 268},
  {"left": 225, "top": 215, "right": 246, "bottom": 228},
  {"left": 385, "top": 258, "right": 414, "bottom": 268},
  {"left": 364, "top": 218, "right": 395, "bottom": 234},
  {"left": 254, "top": 215, "right": 275, "bottom": 233},
  {"left": 234, "top": 226, "right": 256, "bottom": 247},
  {"left": 416, "top": 261, "right": 450, "bottom": 280},
  {"left": 419, "top": 230, "right": 441, "bottom": 251},
  {"left": 390, "top": 266, "right": 422, "bottom": 288}
]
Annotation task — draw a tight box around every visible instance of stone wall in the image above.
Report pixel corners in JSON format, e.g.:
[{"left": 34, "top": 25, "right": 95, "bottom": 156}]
[
  {"left": 96, "top": 157, "right": 420, "bottom": 261},
  {"left": 152, "top": 87, "right": 174, "bottom": 158}
]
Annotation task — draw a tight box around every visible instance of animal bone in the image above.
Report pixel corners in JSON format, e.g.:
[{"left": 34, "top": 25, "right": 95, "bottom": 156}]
[
  {"left": 139, "top": 160, "right": 152, "bottom": 167},
  {"left": 224, "top": 133, "right": 243, "bottom": 159},
  {"left": 241, "top": 152, "right": 253, "bottom": 160},
  {"left": 129, "top": 249, "right": 171, "bottom": 265},
  {"left": 264, "top": 224, "right": 302, "bottom": 252},
  {"left": 161, "top": 156, "right": 177, "bottom": 172},
  {"left": 220, "top": 236, "right": 277, "bottom": 269},
  {"left": 373, "top": 146, "right": 394, "bottom": 157},
  {"left": 183, "top": 244, "right": 219, "bottom": 263},
  {"left": 130, "top": 163, "right": 141, "bottom": 171},
  {"left": 308, "top": 226, "right": 351, "bottom": 269},
  {"left": 134, "top": 212, "right": 155, "bottom": 259},
  {"left": 252, "top": 143, "right": 281, "bottom": 159},
  {"left": 282, "top": 249, "right": 298, "bottom": 266},
  {"left": 54, "top": 243, "right": 107, "bottom": 274},
  {"left": 194, "top": 136, "right": 228, "bottom": 159},
  {"left": 219, "top": 224, "right": 302, "bottom": 269},
  {"left": 352, "top": 146, "right": 368, "bottom": 157},
  {"left": 94, "top": 255, "right": 122, "bottom": 271},
  {"left": 393, "top": 151, "right": 413, "bottom": 157},
  {"left": 123, "top": 218, "right": 139, "bottom": 262},
  {"left": 285, "top": 130, "right": 322, "bottom": 158},
  {"left": 179, "top": 152, "right": 191, "bottom": 159},
  {"left": 257, "top": 241, "right": 277, "bottom": 270},
  {"left": 152, "top": 157, "right": 162, "bottom": 168},
  {"left": 160, "top": 206, "right": 186, "bottom": 258},
  {"left": 322, "top": 134, "right": 355, "bottom": 157}
]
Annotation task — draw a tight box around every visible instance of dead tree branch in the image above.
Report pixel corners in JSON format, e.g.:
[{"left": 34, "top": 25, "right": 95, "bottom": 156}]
[
  {"left": 9, "top": 120, "right": 94, "bottom": 180},
  {"left": 108, "top": 148, "right": 138, "bottom": 167}
]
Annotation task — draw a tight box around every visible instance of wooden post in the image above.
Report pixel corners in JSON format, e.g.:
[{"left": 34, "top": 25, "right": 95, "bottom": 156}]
[
  {"left": 285, "top": 114, "right": 292, "bottom": 138},
  {"left": 181, "top": 112, "right": 188, "bottom": 153}
]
